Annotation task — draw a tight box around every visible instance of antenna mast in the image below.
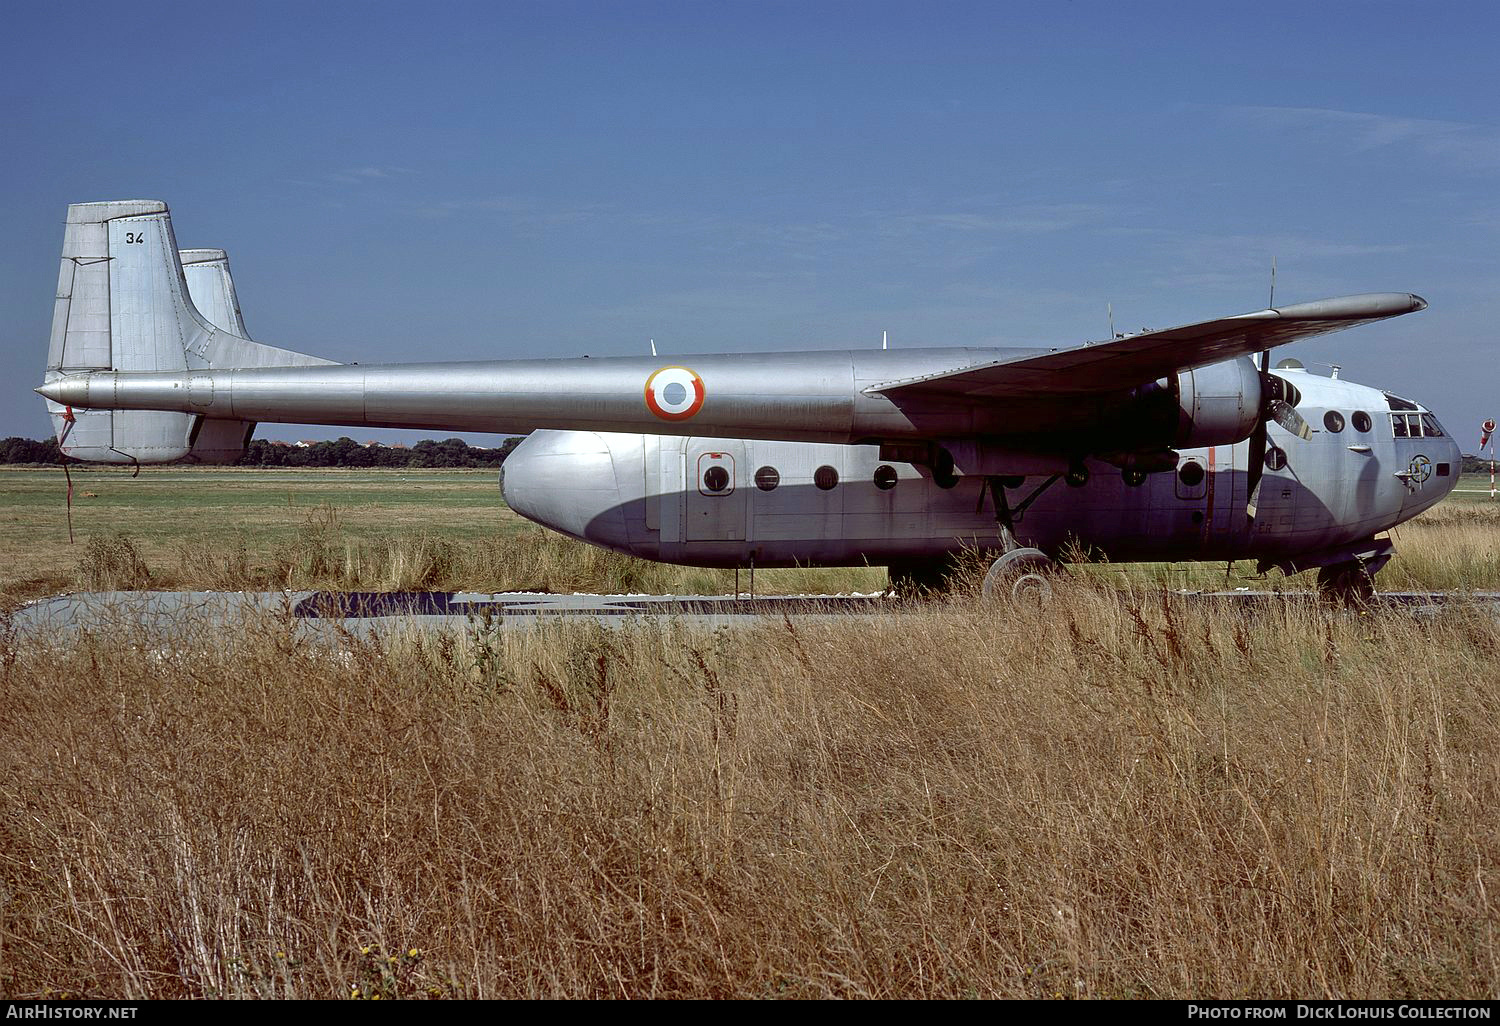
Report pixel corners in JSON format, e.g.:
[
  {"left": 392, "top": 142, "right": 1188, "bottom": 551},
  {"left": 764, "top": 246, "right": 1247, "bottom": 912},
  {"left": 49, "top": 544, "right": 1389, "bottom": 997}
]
[{"left": 1269, "top": 256, "right": 1277, "bottom": 309}]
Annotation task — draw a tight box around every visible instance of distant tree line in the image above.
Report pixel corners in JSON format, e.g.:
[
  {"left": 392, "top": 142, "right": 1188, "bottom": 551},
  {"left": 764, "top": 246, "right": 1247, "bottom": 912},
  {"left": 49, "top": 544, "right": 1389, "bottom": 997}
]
[
  {"left": 0, "top": 437, "right": 61, "bottom": 464},
  {"left": 4, "top": 433, "right": 1494, "bottom": 475},
  {"left": 0, "top": 435, "right": 523, "bottom": 468},
  {"left": 238, "top": 437, "right": 524, "bottom": 468}
]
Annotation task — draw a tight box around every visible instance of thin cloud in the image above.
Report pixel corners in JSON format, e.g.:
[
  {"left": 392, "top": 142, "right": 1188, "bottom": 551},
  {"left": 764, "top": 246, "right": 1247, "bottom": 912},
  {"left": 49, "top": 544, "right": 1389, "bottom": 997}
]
[
  {"left": 413, "top": 196, "right": 610, "bottom": 226},
  {"left": 1225, "top": 105, "right": 1500, "bottom": 171},
  {"left": 884, "top": 202, "right": 1120, "bottom": 235},
  {"left": 324, "top": 166, "right": 418, "bottom": 185}
]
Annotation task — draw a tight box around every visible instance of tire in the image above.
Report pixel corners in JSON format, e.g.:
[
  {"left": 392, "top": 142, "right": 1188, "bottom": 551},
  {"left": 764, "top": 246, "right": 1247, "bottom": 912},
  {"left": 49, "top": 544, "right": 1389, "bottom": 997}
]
[
  {"left": 1316, "top": 563, "right": 1376, "bottom": 605},
  {"left": 982, "top": 548, "right": 1054, "bottom": 603}
]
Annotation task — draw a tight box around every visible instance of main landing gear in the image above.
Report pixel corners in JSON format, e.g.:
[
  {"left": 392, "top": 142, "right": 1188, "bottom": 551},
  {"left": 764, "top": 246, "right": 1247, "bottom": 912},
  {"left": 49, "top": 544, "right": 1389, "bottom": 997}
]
[{"left": 979, "top": 472, "right": 1066, "bottom": 603}]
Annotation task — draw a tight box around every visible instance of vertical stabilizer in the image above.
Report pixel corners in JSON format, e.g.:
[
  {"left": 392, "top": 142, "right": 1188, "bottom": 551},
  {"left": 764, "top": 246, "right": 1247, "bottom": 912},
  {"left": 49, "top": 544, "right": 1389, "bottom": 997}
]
[
  {"left": 180, "top": 249, "right": 249, "bottom": 337},
  {"left": 45, "top": 201, "right": 194, "bottom": 462},
  {"left": 178, "top": 248, "right": 258, "bottom": 464},
  {"left": 43, "top": 201, "right": 334, "bottom": 464}
]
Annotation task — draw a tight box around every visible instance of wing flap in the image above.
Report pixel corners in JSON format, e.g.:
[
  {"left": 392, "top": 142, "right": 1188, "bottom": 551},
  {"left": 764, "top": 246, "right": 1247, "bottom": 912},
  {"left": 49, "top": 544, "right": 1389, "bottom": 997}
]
[{"left": 867, "top": 293, "right": 1426, "bottom": 400}]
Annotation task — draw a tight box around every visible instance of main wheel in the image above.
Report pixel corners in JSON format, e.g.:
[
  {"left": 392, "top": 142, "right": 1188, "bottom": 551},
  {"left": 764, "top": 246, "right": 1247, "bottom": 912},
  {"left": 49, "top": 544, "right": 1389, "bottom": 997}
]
[
  {"left": 1316, "top": 562, "right": 1376, "bottom": 605},
  {"left": 982, "top": 547, "right": 1054, "bottom": 603}
]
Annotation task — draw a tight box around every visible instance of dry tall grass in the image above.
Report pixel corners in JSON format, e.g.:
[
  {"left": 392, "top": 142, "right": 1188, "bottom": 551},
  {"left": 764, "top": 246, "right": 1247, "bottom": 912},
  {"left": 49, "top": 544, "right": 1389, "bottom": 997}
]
[
  {"left": 2, "top": 583, "right": 1495, "bottom": 998},
  {"left": 157, "top": 505, "right": 884, "bottom": 597},
  {"left": 41, "top": 499, "right": 1500, "bottom": 605},
  {"left": 1380, "top": 504, "right": 1500, "bottom": 592}
]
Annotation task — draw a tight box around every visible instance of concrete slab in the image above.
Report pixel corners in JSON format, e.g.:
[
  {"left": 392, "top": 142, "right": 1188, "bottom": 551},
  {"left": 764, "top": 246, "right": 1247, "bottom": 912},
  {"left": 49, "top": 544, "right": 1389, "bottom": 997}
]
[{"left": 11, "top": 589, "right": 1500, "bottom": 638}]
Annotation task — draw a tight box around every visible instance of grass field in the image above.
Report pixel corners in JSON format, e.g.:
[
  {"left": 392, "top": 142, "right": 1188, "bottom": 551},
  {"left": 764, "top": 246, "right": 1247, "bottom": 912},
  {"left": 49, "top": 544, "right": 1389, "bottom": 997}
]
[
  {"left": 2, "top": 466, "right": 1498, "bottom": 998},
  {"left": 2, "top": 466, "right": 1497, "bottom": 604},
  {"left": 2, "top": 582, "right": 1495, "bottom": 998},
  {"left": 0, "top": 466, "right": 886, "bottom": 602}
]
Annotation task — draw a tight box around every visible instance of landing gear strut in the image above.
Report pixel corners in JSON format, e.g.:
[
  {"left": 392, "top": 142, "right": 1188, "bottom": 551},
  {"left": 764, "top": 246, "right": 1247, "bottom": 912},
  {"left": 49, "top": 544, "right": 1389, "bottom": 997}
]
[{"left": 980, "top": 474, "right": 1061, "bottom": 603}]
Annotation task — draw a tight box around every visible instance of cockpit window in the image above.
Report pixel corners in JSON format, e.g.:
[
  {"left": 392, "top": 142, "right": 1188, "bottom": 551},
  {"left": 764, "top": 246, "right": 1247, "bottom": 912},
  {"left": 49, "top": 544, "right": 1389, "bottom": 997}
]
[
  {"left": 1391, "top": 412, "right": 1443, "bottom": 438},
  {"left": 1385, "top": 393, "right": 1420, "bottom": 412}
]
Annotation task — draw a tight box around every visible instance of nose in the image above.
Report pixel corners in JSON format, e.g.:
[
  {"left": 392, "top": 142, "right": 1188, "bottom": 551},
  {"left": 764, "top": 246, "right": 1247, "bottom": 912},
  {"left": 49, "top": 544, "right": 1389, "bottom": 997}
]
[{"left": 500, "top": 429, "right": 630, "bottom": 547}]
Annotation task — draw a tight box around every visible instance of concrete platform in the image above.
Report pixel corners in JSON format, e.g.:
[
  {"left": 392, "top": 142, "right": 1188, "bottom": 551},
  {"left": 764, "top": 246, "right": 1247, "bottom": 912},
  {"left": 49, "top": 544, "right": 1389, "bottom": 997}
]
[
  {"left": 11, "top": 588, "right": 1500, "bottom": 638},
  {"left": 9, "top": 589, "right": 889, "bottom": 635}
]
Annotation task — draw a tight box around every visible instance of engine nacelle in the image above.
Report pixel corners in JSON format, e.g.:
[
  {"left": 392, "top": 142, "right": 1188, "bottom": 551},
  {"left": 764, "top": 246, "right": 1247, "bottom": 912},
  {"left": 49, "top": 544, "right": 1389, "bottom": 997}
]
[{"left": 1172, "top": 357, "right": 1263, "bottom": 448}]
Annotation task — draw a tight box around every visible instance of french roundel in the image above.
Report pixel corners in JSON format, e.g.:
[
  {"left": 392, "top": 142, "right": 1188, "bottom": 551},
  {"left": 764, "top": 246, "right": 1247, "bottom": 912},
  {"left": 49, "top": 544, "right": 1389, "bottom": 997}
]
[{"left": 644, "top": 366, "right": 705, "bottom": 421}]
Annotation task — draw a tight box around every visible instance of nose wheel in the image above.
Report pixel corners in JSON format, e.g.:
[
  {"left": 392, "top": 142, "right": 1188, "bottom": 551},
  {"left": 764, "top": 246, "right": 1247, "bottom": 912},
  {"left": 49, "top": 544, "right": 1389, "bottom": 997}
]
[{"left": 1317, "top": 562, "right": 1376, "bottom": 605}]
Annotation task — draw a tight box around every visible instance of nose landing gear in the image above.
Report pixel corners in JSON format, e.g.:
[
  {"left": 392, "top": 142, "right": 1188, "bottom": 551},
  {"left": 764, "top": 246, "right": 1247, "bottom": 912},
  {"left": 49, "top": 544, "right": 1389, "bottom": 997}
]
[{"left": 1317, "top": 562, "right": 1377, "bottom": 605}]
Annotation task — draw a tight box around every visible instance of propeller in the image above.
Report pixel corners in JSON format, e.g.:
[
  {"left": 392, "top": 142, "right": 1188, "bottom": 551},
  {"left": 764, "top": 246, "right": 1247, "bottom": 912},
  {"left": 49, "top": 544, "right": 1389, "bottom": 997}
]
[{"left": 1246, "top": 353, "right": 1310, "bottom": 523}]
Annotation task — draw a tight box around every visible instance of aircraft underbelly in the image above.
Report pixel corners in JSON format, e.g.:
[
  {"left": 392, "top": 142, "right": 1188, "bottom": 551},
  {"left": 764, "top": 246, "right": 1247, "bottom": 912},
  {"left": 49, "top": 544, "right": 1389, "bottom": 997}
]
[
  {"left": 577, "top": 429, "right": 1399, "bottom": 569},
  {"left": 658, "top": 441, "right": 1267, "bottom": 566}
]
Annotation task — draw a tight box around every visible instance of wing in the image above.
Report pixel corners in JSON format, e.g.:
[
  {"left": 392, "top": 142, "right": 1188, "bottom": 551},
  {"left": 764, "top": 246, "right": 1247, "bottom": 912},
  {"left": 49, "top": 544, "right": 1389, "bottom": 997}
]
[{"left": 866, "top": 293, "right": 1427, "bottom": 401}]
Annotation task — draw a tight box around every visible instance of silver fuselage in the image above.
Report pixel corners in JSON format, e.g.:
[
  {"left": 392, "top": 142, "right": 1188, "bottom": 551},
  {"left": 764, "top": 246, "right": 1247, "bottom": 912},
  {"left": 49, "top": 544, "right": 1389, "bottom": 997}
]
[{"left": 500, "top": 371, "right": 1459, "bottom": 568}]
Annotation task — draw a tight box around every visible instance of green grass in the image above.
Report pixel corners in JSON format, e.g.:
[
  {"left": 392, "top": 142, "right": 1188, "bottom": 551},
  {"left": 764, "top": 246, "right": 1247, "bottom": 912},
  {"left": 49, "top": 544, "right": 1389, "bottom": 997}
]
[
  {"left": 0, "top": 466, "right": 527, "bottom": 601},
  {"left": 3, "top": 466, "right": 1497, "bottom": 603},
  {"left": 0, "top": 466, "right": 883, "bottom": 602}
]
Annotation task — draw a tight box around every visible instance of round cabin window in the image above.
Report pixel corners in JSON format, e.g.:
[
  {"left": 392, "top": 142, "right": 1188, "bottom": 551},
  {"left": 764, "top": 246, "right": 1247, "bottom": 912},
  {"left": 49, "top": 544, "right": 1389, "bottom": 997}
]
[
  {"left": 814, "top": 465, "right": 839, "bottom": 490},
  {"left": 702, "top": 465, "right": 730, "bottom": 493},
  {"left": 754, "top": 466, "right": 780, "bottom": 491},
  {"left": 1324, "top": 411, "right": 1345, "bottom": 433},
  {"left": 1178, "top": 461, "right": 1204, "bottom": 488},
  {"left": 1352, "top": 410, "right": 1372, "bottom": 433},
  {"left": 873, "top": 465, "right": 898, "bottom": 490},
  {"left": 1265, "top": 446, "right": 1287, "bottom": 471}
]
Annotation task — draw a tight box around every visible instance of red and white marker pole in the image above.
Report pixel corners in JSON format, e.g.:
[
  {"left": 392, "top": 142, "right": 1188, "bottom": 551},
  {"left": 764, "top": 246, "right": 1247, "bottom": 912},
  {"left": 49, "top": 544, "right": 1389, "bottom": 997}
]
[{"left": 1483, "top": 419, "right": 1496, "bottom": 498}]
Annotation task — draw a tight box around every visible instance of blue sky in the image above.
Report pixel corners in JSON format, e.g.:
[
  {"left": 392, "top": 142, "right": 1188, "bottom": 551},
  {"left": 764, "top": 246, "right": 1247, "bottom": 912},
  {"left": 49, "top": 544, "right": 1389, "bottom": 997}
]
[{"left": 2, "top": 1, "right": 1495, "bottom": 449}]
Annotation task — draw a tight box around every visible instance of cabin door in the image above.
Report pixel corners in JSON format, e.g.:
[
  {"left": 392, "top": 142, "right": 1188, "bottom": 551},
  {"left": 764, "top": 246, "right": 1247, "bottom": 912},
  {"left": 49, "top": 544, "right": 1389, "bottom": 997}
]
[{"left": 686, "top": 441, "right": 747, "bottom": 541}]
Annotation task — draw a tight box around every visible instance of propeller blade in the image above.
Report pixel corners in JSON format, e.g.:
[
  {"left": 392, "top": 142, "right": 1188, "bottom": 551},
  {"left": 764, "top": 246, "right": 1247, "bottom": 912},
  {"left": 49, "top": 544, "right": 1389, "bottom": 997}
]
[
  {"left": 1268, "top": 399, "right": 1312, "bottom": 440},
  {"left": 1245, "top": 418, "right": 1267, "bottom": 523},
  {"left": 1247, "top": 352, "right": 1273, "bottom": 523}
]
